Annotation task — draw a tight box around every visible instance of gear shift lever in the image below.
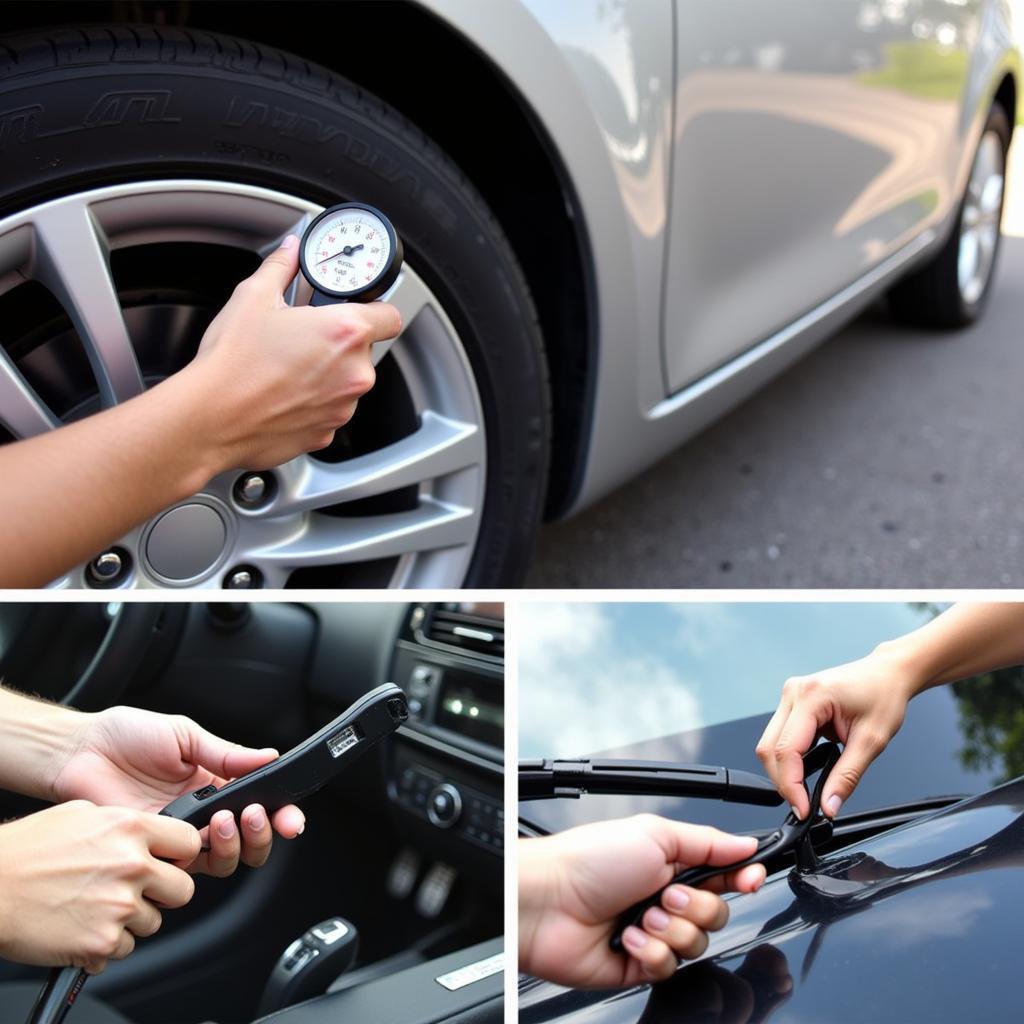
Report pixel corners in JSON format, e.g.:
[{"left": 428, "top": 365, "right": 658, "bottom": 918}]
[{"left": 257, "top": 917, "right": 359, "bottom": 1016}]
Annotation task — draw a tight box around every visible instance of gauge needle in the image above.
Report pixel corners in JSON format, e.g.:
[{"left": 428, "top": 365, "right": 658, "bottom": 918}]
[{"left": 317, "top": 244, "right": 364, "bottom": 265}]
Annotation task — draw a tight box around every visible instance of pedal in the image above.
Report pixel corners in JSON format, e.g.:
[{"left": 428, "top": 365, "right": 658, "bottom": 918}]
[
  {"left": 386, "top": 847, "right": 421, "bottom": 900},
  {"left": 415, "top": 862, "right": 457, "bottom": 918}
]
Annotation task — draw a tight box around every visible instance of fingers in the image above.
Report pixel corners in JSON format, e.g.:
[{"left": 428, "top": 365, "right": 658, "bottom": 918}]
[
  {"left": 660, "top": 885, "right": 729, "bottom": 931},
  {"left": 240, "top": 804, "right": 274, "bottom": 868},
  {"left": 176, "top": 714, "right": 278, "bottom": 782},
  {"left": 310, "top": 300, "right": 402, "bottom": 346},
  {"left": 140, "top": 813, "right": 203, "bottom": 865},
  {"left": 756, "top": 680, "right": 834, "bottom": 819},
  {"left": 249, "top": 234, "right": 300, "bottom": 296},
  {"left": 142, "top": 858, "right": 196, "bottom": 910},
  {"left": 620, "top": 926, "right": 679, "bottom": 982},
  {"left": 124, "top": 900, "right": 162, "bottom": 941},
  {"left": 653, "top": 819, "right": 759, "bottom": 871},
  {"left": 820, "top": 726, "right": 886, "bottom": 816},
  {"left": 641, "top": 908, "right": 708, "bottom": 962},
  {"left": 700, "top": 863, "right": 767, "bottom": 895},
  {"left": 272, "top": 804, "right": 306, "bottom": 839},
  {"left": 202, "top": 810, "right": 242, "bottom": 878}
]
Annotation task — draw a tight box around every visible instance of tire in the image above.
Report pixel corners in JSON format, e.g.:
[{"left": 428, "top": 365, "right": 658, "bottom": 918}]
[
  {"left": 887, "top": 101, "right": 1011, "bottom": 329},
  {"left": 0, "top": 25, "right": 550, "bottom": 588}
]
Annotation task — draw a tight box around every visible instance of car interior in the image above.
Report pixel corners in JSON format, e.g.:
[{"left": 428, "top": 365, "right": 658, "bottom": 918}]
[{"left": 0, "top": 600, "right": 504, "bottom": 1024}]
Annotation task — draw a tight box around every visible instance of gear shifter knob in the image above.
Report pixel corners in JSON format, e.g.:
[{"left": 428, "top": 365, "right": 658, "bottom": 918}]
[{"left": 257, "top": 916, "right": 359, "bottom": 1016}]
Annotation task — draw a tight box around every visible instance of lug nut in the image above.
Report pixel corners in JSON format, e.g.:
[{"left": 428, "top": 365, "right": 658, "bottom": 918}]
[
  {"left": 87, "top": 549, "right": 129, "bottom": 587},
  {"left": 234, "top": 472, "right": 274, "bottom": 508},
  {"left": 224, "top": 565, "right": 263, "bottom": 589}
]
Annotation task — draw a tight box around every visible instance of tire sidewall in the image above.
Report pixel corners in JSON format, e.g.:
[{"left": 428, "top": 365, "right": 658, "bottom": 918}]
[{"left": 0, "top": 40, "right": 550, "bottom": 586}]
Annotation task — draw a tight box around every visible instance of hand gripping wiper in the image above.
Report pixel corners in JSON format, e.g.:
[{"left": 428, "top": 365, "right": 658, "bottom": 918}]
[
  {"left": 606, "top": 742, "right": 840, "bottom": 952},
  {"left": 517, "top": 742, "right": 840, "bottom": 955},
  {"left": 27, "top": 683, "right": 409, "bottom": 1024}
]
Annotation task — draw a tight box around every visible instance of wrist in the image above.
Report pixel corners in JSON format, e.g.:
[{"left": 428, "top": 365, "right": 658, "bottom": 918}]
[
  {"left": 145, "top": 365, "right": 234, "bottom": 493},
  {"left": 869, "top": 636, "right": 935, "bottom": 701},
  {"left": 0, "top": 688, "right": 89, "bottom": 802}
]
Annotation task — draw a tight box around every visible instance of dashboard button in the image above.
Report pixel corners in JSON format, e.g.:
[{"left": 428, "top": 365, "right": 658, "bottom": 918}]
[{"left": 427, "top": 783, "right": 462, "bottom": 829}]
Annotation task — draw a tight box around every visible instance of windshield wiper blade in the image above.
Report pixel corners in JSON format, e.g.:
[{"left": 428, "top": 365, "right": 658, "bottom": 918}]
[{"left": 519, "top": 758, "right": 783, "bottom": 806}]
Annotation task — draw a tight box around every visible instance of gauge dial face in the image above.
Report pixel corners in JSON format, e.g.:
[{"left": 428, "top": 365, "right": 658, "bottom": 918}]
[{"left": 303, "top": 207, "right": 393, "bottom": 297}]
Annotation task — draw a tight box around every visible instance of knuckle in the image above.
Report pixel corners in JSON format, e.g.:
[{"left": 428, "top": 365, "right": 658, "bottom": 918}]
[
  {"left": 631, "top": 813, "right": 661, "bottom": 831},
  {"left": 796, "top": 677, "right": 823, "bottom": 699},
  {"left": 351, "top": 365, "right": 376, "bottom": 395},
  {"left": 859, "top": 730, "right": 886, "bottom": 756},
  {"left": 106, "top": 806, "right": 142, "bottom": 835},
  {"left": 178, "top": 873, "right": 197, "bottom": 906},
  {"left": 334, "top": 315, "right": 369, "bottom": 345},
  {"left": 120, "top": 852, "right": 150, "bottom": 881},
  {"left": 682, "top": 928, "right": 709, "bottom": 960},
  {"left": 232, "top": 278, "right": 256, "bottom": 301},
  {"left": 90, "top": 927, "right": 122, "bottom": 960},
  {"left": 754, "top": 741, "right": 770, "bottom": 763}
]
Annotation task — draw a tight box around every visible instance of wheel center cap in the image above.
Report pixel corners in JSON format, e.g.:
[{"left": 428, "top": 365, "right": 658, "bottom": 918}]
[{"left": 146, "top": 502, "right": 228, "bottom": 581}]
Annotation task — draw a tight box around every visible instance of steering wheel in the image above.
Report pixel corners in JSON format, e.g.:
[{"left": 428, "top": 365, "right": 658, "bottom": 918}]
[{"left": 0, "top": 603, "right": 165, "bottom": 710}]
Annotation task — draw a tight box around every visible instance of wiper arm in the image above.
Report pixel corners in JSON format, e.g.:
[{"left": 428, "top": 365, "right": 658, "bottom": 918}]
[{"left": 519, "top": 758, "right": 782, "bottom": 806}]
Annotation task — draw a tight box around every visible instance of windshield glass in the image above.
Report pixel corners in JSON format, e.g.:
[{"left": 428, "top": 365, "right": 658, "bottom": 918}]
[{"left": 519, "top": 602, "right": 938, "bottom": 757}]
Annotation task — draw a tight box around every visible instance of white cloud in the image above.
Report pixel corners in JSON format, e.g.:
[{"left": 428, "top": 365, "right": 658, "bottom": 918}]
[{"left": 518, "top": 603, "right": 704, "bottom": 758}]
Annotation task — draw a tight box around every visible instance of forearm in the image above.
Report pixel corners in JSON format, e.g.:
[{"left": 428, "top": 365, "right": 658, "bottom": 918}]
[
  {"left": 874, "top": 603, "right": 1024, "bottom": 696},
  {"left": 0, "top": 686, "right": 86, "bottom": 801},
  {"left": 0, "top": 366, "right": 226, "bottom": 587}
]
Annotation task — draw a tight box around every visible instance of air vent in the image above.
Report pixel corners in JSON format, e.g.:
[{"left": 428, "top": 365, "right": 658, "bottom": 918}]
[{"left": 424, "top": 609, "right": 504, "bottom": 660}]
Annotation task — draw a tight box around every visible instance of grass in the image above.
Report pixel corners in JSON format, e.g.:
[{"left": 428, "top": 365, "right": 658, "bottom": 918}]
[{"left": 858, "top": 40, "right": 969, "bottom": 102}]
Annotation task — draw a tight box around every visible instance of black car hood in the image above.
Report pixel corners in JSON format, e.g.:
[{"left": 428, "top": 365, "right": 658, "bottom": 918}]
[{"left": 520, "top": 776, "right": 1024, "bottom": 1024}]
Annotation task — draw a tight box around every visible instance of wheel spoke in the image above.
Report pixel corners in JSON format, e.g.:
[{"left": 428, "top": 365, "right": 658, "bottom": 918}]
[
  {"left": 372, "top": 269, "right": 433, "bottom": 366},
  {"left": 274, "top": 412, "right": 481, "bottom": 516},
  {"left": 0, "top": 348, "right": 60, "bottom": 437},
  {"left": 33, "top": 202, "right": 143, "bottom": 405},
  {"left": 260, "top": 210, "right": 315, "bottom": 307},
  {"left": 980, "top": 174, "right": 1004, "bottom": 216},
  {"left": 251, "top": 497, "right": 473, "bottom": 567}
]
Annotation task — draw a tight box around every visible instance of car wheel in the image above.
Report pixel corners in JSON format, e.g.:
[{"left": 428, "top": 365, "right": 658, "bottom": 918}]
[
  {"left": 887, "top": 101, "right": 1011, "bottom": 328},
  {"left": 0, "top": 25, "right": 549, "bottom": 588}
]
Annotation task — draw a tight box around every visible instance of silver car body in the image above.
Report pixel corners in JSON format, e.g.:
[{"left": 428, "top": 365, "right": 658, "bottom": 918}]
[{"left": 420, "top": 0, "right": 1019, "bottom": 514}]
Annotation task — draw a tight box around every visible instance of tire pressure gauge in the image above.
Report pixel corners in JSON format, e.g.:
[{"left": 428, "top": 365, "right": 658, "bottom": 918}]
[{"left": 299, "top": 202, "right": 403, "bottom": 305}]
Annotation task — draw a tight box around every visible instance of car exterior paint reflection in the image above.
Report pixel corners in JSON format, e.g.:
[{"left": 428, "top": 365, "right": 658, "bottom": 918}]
[
  {"left": 423, "top": 1, "right": 1018, "bottom": 513},
  {"left": 520, "top": 780, "right": 1024, "bottom": 1023}
]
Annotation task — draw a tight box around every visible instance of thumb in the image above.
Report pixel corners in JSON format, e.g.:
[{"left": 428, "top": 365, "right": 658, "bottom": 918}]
[
  {"left": 180, "top": 719, "right": 278, "bottom": 781},
  {"left": 250, "top": 234, "right": 300, "bottom": 296},
  {"left": 821, "top": 726, "right": 887, "bottom": 817}
]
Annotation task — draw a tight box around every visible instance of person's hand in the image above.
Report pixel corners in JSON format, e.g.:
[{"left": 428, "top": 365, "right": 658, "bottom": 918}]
[
  {"left": 183, "top": 233, "right": 402, "bottom": 473},
  {"left": 51, "top": 706, "right": 305, "bottom": 876},
  {"left": 518, "top": 815, "right": 767, "bottom": 989},
  {"left": 0, "top": 801, "right": 200, "bottom": 973},
  {"left": 756, "top": 649, "right": 919, "bottom": 819}
]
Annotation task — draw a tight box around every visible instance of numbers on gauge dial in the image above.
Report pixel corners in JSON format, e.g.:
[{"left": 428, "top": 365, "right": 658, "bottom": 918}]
[{"left": 305, "top": 209, "right": 391, "bottom": 294}]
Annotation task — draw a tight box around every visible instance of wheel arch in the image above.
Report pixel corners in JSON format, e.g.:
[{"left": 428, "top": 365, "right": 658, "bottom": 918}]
[
  {"left": 0, "top": 0, "right": 596, "bottom": 519},
  {"left": 994, "top": 69, "right": 1017, "bottom": 126}
]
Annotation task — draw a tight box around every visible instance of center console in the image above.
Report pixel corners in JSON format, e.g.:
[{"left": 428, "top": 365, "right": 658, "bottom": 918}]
[{"left": 387, "top": 603, "right": 504, "bottom": 878}]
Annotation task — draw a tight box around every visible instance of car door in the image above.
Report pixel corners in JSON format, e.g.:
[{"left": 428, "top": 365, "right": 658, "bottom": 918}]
[{"left": 663, "top": 0, "right": 980, "bottom": 391}]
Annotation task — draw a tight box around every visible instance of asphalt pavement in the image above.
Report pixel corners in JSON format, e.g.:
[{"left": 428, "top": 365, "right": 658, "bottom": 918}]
[{"left": 527, "top": 147, "right": 1024, "bottom": 589}]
